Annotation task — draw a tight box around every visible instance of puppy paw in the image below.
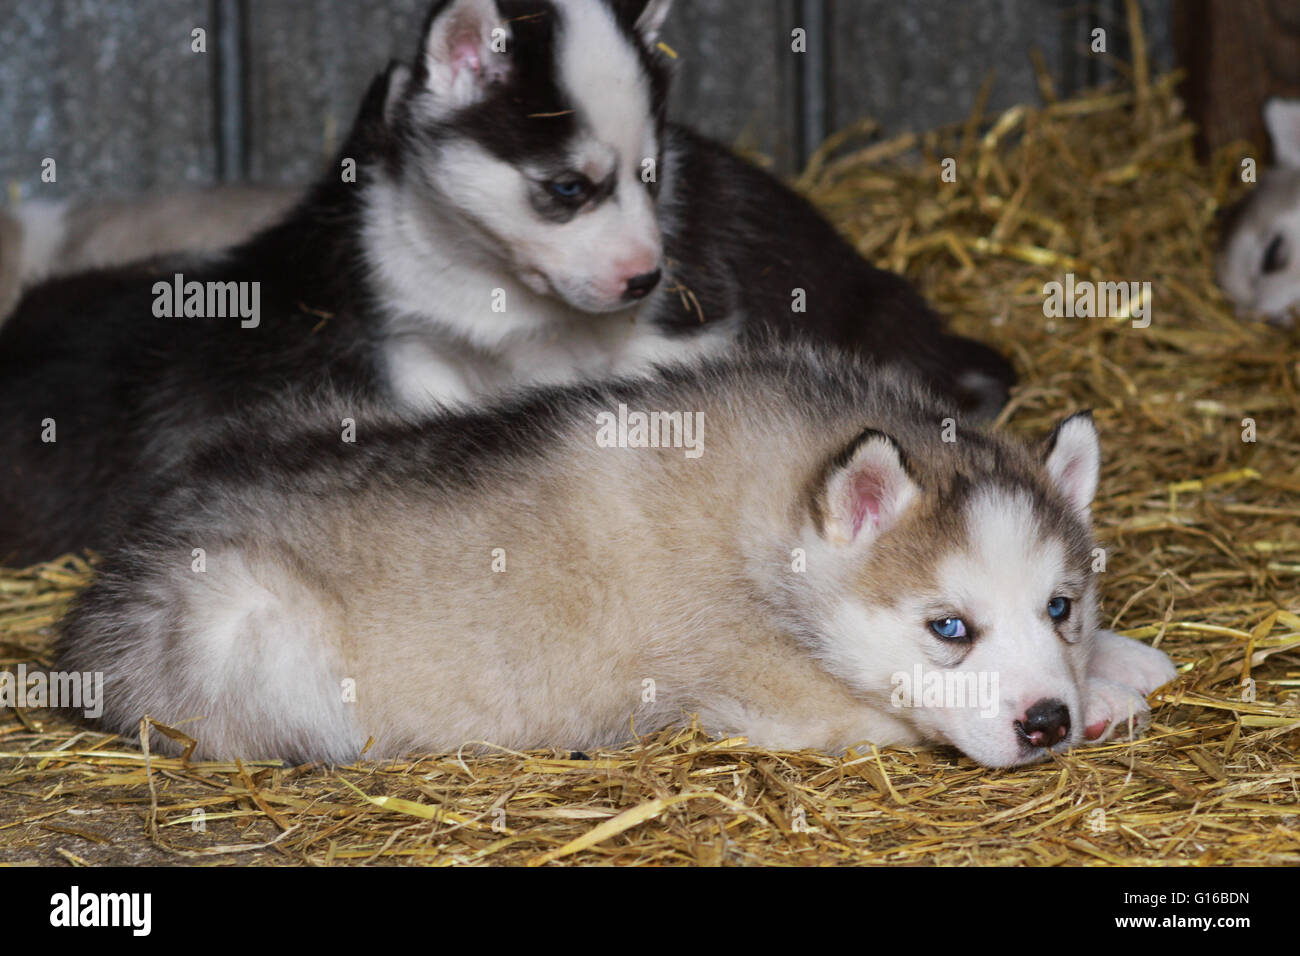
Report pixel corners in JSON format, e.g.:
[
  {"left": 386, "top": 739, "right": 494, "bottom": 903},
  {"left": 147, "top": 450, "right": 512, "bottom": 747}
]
[
  {"left": 1088, "top": 629, "right": 1177, "bottom": 694},
  {"left": 1082, "top": 677, "right": 1152, "bottom": 743}
]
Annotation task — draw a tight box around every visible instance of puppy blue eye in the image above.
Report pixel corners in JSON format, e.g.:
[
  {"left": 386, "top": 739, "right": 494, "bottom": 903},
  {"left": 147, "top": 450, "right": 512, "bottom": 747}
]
[
  {"left": 1047, "top": 596, "right": 1071, "bottom": 621},
  {"left": 929, "top": 617, "right": 967, "bottom": 640},
  {"left": 547, "top": 178, "right": 586, "bottom": 200}
]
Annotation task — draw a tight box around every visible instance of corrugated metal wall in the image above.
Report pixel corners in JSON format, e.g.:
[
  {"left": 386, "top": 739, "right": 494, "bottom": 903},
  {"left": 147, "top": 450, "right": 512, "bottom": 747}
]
[{"left": 0, "top": 0, "right": 1174, "bottom": 200}]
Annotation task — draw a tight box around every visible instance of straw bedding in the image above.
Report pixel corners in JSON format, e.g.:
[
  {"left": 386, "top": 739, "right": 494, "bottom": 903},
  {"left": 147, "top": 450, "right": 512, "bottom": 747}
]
[{"left": 1, "top": 13, "right": 1297, "bottom": 866}]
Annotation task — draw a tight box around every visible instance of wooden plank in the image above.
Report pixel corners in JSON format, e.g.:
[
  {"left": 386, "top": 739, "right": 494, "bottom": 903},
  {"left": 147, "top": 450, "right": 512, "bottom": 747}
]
[
  {"left": 243, "top": 0, "right": 800, "bottom": 182},
  {"left": 827, "top": 0, "right": 1174, "bottom": 139},
  {"left": 828, "top": 0, "right": 1067, "bottom": 138},
  {"left": 244, "top": 0, "right": 428, "bottom": 185},
  {"left": 0, "top": 0, "right": 216, "bottom": 198},
  {"left": 1175, "top": 0, "right": 1300, "bottom": 158},
  {"left": 661, "top": 0, "right": 799, "bottom": 172}
]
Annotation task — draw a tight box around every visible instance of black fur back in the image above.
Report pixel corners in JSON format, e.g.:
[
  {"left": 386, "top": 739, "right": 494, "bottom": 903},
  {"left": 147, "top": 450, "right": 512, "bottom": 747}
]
[
  {"left": 657, "top": 125, "right": 1014, "bottom": 413},
  {"left": 0, "top": 70, "right": 398, "bottom": 564}
]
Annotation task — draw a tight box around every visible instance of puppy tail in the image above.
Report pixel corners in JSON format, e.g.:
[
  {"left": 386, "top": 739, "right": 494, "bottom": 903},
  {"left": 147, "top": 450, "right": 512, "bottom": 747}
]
[{"left": 923, "top": 332, "right": 1018, "bottom": 423}]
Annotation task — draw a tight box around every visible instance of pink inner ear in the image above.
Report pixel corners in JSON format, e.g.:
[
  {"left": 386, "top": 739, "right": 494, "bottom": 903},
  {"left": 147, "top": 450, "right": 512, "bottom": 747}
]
[
  {"left": 448, "top": 33, "right": 484, "bottom": 80},
  {"left": 1052, "top": 448, "right": 1094, "bottom": 512},
  {"left": 1058, "top": 458, "right": 1080, "bottom": 495},
  {"left": 849, "top": 473, "right": 886, "bottom": 538}
]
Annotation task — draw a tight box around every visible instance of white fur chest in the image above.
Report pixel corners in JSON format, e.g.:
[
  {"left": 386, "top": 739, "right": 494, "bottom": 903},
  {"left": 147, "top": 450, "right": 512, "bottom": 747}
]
[
  {"left": 361, "top": 163, "right": 735, "bottom": 412},
  {"left": 380, "top": 307, "right": 735, "bottom": 413}
]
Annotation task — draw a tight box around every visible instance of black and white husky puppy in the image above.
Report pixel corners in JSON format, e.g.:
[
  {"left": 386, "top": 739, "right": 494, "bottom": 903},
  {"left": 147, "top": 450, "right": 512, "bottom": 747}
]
[
  {"left": 57, "top": 346, "right": 1173, "bottom": 767},
  {"left": 0, "top": 0, "right": 1013, "bottom": 564}
]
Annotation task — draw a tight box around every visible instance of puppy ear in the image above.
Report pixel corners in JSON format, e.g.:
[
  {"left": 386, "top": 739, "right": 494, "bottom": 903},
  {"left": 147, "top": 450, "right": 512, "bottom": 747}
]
[
  {"left": 814, "top": 430, "right": 921, "bottom": 547},
  {"left": 1264, "top": 98, "right": 1300, "bottom": 169},
  {"left": 382, "top": 62, "right": 413, "bottom": 125},
  {"left": 1044, "top": 411, "right": 1100, "bottom": 517},
  {"left": 634, "top": 0, "right": 673, "bottom": 45},
  {"left": 415, "top": 0, "right": 510, "bottom": 112},
  {"left": 612, "top": 0, "right": 673, "bottom": 47}
]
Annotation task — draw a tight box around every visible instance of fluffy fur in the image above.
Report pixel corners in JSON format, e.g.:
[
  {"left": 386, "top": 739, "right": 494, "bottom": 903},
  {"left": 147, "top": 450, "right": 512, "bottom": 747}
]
[
  {"left": 0, "top": 0, "right": 1013, "bottom": 565},
  {"left": 58, "top": 345, "right": 1174, "bottom": 768}
]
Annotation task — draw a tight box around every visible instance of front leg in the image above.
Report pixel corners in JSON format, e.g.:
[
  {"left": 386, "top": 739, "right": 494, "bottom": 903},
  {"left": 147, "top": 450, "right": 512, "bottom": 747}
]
[
  {"left": 1082, "top": 629, "right": 1177, "bottom": 743},
  {"left": 692, "top": 626, "right": 922, "bottom": 753}
]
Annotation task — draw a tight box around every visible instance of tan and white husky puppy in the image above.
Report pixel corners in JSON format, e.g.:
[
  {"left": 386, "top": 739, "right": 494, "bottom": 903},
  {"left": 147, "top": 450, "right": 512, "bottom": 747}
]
[{"left": 57, "top": 347, "right": 1175, "bottom": 767}]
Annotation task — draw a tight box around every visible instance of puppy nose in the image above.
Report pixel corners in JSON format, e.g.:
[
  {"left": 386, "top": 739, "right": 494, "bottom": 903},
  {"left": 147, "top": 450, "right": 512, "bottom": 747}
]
[
  {"left": 1017, "top": 698, "right": 1070, "bottom": 748},
  {"left": 623, "top": 269, "right": 661, "bottom": 300}
]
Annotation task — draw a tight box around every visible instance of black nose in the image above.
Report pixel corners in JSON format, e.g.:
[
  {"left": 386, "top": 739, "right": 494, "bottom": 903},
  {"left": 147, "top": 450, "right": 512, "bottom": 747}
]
[
  {"left": 624, "top": 269, "right": 661, "bottom": 300},
  {"left": 1017, "top": 698, "right": 1070, "bottom": 748}
]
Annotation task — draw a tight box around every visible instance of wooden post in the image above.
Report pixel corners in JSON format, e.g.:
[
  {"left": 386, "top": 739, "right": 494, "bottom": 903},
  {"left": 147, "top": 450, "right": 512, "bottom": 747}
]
[{"left": 1176, "top": 0, "right": 1300, "bottom": 158}]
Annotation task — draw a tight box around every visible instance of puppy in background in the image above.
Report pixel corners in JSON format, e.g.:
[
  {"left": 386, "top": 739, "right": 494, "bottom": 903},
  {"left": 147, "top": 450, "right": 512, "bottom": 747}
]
[
  {"left": 0, "top": 186, "right": 300, "bottom": 321},
  {"left": 1217, "top": 98, "right": 1300, "bottom": 327}
]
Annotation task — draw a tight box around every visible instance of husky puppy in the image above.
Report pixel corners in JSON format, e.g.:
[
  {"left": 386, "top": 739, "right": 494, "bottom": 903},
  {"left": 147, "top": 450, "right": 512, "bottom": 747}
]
[
  {"left": 1217, "top": 98, "right": 1300, "bottom": 326},
  {"left": 362, "top": 0, "right": 1015, "bottom": 410},
  {"left": 0, "top": 0, "right": 1013, "bottom": 565},
  {"left": 57, "top": 346, "right": 1174, "bottom": 768},
  {"left": 0, "top": 186, "right": 300, "bottom": 323}
]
